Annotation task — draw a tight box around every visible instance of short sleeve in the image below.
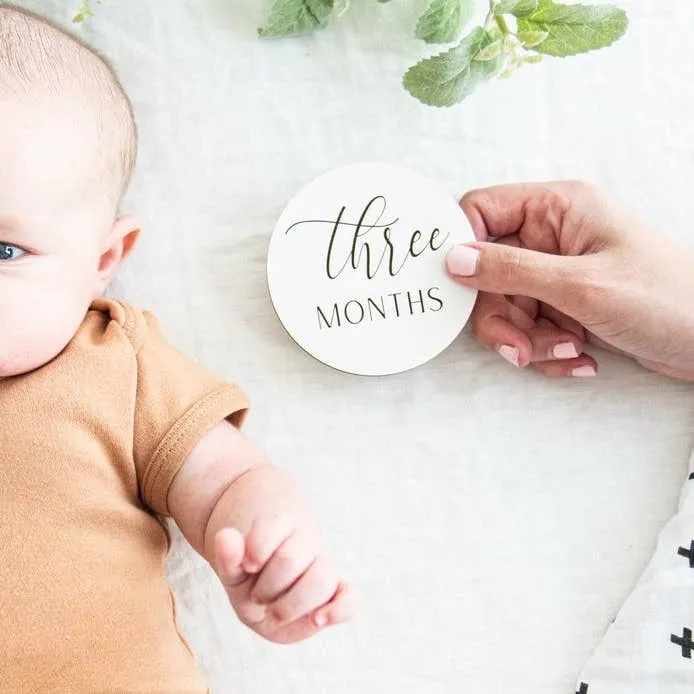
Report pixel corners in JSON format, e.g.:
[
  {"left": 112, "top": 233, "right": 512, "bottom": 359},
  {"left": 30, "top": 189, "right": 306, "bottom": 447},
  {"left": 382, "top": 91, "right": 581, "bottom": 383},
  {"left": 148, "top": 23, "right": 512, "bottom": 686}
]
[{"left": 130, "top": 308, "right": 249, "bottom": 516}]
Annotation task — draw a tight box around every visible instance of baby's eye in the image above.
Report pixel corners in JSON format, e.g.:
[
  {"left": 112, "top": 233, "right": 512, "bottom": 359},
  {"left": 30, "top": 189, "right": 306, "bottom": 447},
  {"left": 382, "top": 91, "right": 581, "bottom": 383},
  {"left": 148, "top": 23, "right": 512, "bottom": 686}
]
[{"left": 0, "top": 243, "right": 26, "bottom": 261}]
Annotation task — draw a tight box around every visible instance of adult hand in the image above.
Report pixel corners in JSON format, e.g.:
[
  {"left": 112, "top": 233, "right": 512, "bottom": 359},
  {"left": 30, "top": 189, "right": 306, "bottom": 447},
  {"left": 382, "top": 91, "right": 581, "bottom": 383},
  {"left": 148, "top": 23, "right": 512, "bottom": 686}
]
[{"left": 446, "top": 181, "right": 694, "bottom": 381}]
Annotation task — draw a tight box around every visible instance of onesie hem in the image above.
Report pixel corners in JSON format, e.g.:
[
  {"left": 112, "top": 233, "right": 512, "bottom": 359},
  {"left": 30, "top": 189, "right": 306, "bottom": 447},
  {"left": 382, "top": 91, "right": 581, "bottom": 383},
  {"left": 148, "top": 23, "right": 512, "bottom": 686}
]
[{"left": 142, "top": 385, "right": 250, "bottom": 515}]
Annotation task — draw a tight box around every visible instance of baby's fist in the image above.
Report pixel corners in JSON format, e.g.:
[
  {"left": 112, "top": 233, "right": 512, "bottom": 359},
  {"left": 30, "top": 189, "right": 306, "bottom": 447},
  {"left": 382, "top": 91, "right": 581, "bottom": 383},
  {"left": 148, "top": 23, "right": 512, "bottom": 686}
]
[{"left": 213, "top": 514, "right": 358, "bottom": 644}]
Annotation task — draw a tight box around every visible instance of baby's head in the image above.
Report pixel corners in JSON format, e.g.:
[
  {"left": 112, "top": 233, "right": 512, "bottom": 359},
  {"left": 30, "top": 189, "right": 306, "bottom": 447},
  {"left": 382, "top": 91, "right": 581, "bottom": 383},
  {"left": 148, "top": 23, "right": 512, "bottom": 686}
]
[{"left": 0, "top": 3, "right": 139, "bottom": 377}]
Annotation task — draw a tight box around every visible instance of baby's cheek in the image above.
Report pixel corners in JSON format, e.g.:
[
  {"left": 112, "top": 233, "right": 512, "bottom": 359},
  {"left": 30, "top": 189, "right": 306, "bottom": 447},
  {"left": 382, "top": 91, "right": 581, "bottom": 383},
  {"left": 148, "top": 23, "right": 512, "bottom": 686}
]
[{"left": 0, "top": 263, "right": 93, "bottom": 376}]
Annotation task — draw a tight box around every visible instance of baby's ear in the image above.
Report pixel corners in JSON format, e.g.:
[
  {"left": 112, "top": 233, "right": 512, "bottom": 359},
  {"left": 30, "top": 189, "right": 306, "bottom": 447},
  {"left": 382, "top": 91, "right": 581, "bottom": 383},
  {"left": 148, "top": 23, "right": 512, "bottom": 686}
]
[{"left": 97, "top": 214, "right": 141, "bottom": 286}]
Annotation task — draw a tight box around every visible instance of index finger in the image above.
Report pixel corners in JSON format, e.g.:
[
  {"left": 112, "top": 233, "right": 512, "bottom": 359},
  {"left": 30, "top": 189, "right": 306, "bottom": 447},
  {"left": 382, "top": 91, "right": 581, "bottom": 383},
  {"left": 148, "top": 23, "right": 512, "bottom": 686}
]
[{"left": 460, "top": 181, "right": 586, "bottom": 246}]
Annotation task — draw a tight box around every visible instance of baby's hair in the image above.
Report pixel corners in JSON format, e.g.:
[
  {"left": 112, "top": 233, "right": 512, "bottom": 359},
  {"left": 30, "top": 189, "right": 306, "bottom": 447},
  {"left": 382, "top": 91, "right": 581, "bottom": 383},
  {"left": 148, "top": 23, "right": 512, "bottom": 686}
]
[{"left": 0, "top": 3, "right": 137, "bottom": 210}]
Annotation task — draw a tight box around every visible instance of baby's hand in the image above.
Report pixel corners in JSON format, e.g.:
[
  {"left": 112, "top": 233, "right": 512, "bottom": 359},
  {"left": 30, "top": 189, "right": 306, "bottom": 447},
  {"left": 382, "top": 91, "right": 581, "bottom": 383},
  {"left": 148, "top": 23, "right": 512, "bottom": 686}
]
[{"left": 212, "top": 514, "right": 359, "bottom": 644}]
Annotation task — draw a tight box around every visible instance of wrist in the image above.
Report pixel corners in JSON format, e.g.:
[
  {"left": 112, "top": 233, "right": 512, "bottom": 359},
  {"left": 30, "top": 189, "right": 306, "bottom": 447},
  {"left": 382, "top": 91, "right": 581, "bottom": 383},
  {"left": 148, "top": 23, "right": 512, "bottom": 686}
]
[{"left": 202, "top": 465, "right": 316, "bottom": 561}]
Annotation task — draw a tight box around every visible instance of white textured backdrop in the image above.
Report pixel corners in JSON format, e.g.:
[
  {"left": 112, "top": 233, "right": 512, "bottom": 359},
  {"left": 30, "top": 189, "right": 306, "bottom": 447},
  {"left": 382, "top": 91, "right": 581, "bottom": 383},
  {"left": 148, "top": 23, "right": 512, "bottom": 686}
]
[{"left": 25, "top": 1, "right": 694, "bottom": 692}]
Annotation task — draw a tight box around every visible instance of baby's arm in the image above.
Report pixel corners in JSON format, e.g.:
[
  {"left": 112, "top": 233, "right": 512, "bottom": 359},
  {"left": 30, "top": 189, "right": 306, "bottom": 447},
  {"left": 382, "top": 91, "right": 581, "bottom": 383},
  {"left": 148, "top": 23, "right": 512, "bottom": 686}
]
[{"left": 167, "top": 421, "right": 359, "bottom": 644}]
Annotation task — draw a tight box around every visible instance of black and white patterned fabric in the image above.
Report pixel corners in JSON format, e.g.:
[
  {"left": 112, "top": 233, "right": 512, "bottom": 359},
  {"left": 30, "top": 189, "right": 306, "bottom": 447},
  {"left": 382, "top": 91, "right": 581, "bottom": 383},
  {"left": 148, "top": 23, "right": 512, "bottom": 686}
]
[{"left": 575, "top": 454, "right": 694, "bottom": 693}]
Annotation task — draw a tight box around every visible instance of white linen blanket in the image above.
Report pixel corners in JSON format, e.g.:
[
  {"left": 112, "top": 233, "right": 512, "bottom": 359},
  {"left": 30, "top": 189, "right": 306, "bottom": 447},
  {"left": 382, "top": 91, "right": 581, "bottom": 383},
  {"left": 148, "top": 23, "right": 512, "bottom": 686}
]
[{"left": 22, "top": 1, "right": 694, "bottom": 691}]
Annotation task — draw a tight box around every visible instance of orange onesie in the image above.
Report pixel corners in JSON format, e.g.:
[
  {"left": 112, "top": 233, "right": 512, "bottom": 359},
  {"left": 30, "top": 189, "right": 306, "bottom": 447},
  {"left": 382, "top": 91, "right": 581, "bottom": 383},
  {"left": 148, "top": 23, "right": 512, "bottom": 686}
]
[{"left": 0, "top": 298, "right": 248, "bottom": 693}]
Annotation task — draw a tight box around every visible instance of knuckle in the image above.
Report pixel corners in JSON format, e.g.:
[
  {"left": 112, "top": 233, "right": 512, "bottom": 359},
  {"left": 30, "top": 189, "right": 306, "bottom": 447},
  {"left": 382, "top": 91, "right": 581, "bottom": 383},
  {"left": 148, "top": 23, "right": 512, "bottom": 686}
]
[
  {"left": 470, "top": 293, "right": 505, "bottom": 344},
  {"left": 249, "top": 516, "right": 292, "bottom": 558},
  {"left": 269, "top": 604, "right": 291, "bottom": 624},
  {"left": 273, "top": 541, "right": 297, "bottom": 564},
  {"left": 246, "top": 523, "right": 268, "bottom": 551},
  {"left": 524, "top": 190, "right": 569, "bottom": 239},
  {"left": 459, "top": 190, "right": 477, "bottom": 209}
]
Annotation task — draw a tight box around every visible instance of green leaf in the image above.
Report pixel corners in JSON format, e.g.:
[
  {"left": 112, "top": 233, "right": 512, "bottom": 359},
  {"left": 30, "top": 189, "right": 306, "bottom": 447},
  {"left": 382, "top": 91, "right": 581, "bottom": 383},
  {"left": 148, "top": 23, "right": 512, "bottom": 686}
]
[
  {"left": 516, "top": 28, "right": 548, "bottom": 47},
  {"left": 494, "top": 0, "right": 538, "bottom": 16},
  {"left": 516, "top": 0, "right": 628, "bottom": 56},
  {"left": 73, "top": 0, "right": 95, "bottom": 22},
  {"left": 473, "top": 37, "right": 504, "bottom": 60},
  {"left": 486, "top": 25, "right": 504, "bottom": 41},
  {"left": 258, "top": 0, "right": 341, "bottom": 37},
  {"left": 404, "top": 26, "right": 508, "bottom": 107},
  {"left": 416, "top": 0, "right": 475, "bottom": 44}
]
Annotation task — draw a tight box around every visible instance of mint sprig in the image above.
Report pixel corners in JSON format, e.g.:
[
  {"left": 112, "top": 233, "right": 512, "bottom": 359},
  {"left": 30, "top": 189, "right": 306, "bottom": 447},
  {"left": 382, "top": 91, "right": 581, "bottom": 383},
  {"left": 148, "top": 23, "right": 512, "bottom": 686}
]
[
  {"left": 73, "top": 0, "right": 105, "bottom": 23},
  {"left": 68, "top": 0, "right": 629, "bottom": 108},
  {"left": 258, "top": 0, "right": 628, "bottom": 107},
  {"left": 516, "top": 0, "right": 627, "bottom": 56},
  {"left": 406, "top": 0, "right": 628, "bottom": 106},
  {"left": 403, "top": 26, "right": 505, "bottom": 107},
  {"left": 416, "top": 0, "right": 476, "bottom": 44},
  {"left": 257, "top": 0, "right": 349, "bottom": 37},
  {"left": 494, "top": 0, "right": 538, "bottom": 16}
]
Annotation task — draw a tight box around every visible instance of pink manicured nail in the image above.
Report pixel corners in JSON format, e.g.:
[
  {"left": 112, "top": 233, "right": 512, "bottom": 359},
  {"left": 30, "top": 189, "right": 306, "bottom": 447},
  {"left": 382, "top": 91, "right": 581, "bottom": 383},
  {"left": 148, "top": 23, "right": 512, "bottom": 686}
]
[
  {"left": 553, "top": 342, "right": 579, "bottom": 359},
  {"left": 314, "top": 614, "right": 328, "bottom": 628},
  {"left": 497, "top": 344, "right": 520, "bottom": 367},
  {"left": 572, "top": 365, "right": 596, "bottom": 378},
  {"left": 446, "top": 245, "right": 480, "bottom": 277}
]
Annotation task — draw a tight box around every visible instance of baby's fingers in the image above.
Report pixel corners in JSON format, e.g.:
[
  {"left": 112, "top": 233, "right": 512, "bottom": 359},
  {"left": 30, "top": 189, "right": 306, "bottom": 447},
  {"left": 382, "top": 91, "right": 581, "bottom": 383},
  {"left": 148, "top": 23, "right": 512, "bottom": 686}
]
[
  {"left": 214, "top": 528, "right": 247, "bottom": 588},
  {"left": 312, "top": 581, "right": 361, "bottom": 629},
  {"left": 243, "top": 513, "right": 294, "bottom": 574},
  {"left": 267, "top": 556, "right": 339, "bottom": 627},
  {"left": 251, "top": 530, "right": 316, "bottom": 605},
  {"left": 215, "top": 529, "right": 268, "bottom": 626}
]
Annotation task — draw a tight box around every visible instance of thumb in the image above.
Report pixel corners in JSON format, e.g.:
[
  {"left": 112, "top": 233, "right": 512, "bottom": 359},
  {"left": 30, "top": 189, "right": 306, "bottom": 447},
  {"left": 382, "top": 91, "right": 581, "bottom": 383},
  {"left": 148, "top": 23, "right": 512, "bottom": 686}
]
[
  {"left": 446, "top": 242, "right": 584, "bottom": 310},
  {"left": 214, "top": 528, "right": 248, "bottom": 588}
]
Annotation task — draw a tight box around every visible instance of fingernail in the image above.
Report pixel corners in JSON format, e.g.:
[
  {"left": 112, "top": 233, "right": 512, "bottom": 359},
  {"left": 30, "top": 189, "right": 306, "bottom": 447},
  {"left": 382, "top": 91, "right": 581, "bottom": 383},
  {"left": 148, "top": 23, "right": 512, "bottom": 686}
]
[
  {"left": 572, "top": 365, "right": 596, "bottom": 378},
  {"left": 244, "top": 562, "right": 259, "bottom": 573},
  {"left": 497, "top": 344, "right": 520, "bottom": 367},
  {"left": 553, "top": 342, "right": 579, "bottom": 360},
  {"left": 446, "top": 245, "right": 480, "bottom": 277},
  {"left": 314, "top": 614, "right": 328, "bottom": 628}
]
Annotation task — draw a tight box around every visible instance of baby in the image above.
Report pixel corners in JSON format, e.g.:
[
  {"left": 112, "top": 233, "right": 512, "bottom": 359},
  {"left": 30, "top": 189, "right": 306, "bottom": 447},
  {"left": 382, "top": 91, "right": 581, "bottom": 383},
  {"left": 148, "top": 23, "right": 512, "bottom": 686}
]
[{"left": 0, "top": 5, "right": 357, "bottom": 692}]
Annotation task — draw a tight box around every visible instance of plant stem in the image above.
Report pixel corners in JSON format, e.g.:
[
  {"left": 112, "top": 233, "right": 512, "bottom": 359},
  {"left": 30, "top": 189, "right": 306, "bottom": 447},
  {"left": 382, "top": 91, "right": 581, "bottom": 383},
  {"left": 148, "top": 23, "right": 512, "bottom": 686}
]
[
  {"left": 484, "top": 0, "right": 495, "bottom": 30},
  {"left": 495, "top": 14, "right": 510, "bottom": 34},
  {"left": 487, "top": 1, "right": 512, "bottom": 35}
]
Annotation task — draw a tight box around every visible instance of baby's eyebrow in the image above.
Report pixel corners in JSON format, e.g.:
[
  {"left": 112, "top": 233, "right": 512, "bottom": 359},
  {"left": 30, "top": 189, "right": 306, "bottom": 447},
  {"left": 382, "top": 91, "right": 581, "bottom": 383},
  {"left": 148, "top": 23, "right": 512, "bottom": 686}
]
[
  {"left": 0, "top": 215, "right": 17, "bottom": 230},
  {"left": 0, "top": 215, "right": 21, "bottom": 234},
  {"left": 0, "top": 216, "right": 31, "bottom": 246}
]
